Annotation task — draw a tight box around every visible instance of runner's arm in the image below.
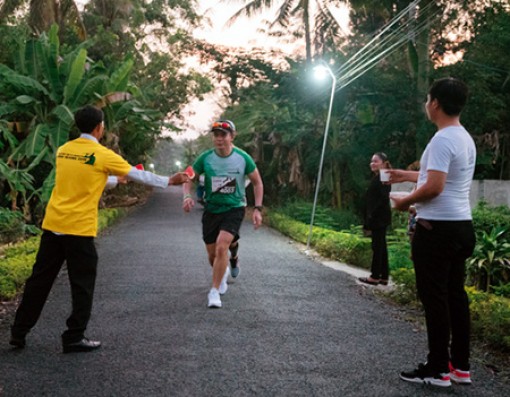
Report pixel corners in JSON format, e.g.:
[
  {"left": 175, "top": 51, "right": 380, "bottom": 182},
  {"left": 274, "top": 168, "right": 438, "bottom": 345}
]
[{"left": 248, "top": 169, "right": 264, "bottom": 229}]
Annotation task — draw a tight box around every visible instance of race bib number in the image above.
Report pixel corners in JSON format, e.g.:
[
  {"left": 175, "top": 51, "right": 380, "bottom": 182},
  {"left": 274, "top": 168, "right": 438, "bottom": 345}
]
[{"left": 211, "top": 176, "right": 237, "bottom": 194}]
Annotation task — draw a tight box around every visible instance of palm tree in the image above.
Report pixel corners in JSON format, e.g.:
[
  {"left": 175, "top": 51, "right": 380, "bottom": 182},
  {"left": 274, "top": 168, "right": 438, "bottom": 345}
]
[
  {"left": 222, "top": 0, "right": 349, "bottom": 64},
  {"left": 0, "top": 0, "right": 86, "bottom": 39}
]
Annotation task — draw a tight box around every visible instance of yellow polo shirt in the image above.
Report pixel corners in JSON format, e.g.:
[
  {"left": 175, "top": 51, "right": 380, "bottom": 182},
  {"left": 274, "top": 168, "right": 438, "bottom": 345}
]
[{"left": 42, "top": 137, "right": 131, "bottom": 237}]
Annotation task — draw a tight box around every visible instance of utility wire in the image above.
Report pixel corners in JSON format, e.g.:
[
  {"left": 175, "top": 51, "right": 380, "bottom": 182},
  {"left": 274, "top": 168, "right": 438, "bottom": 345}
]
[
  {"left": 335, "top": 1, "right": 439, "bottom": 89},
  {"left": 324, "top": 0, "right": 442, "bottom": 92}
]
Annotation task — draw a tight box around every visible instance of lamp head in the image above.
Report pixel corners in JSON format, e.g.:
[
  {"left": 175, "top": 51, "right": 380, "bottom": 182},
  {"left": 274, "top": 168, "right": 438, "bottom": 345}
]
[{"left": 313, "top": 65, "right": 329, "bottom": 80}]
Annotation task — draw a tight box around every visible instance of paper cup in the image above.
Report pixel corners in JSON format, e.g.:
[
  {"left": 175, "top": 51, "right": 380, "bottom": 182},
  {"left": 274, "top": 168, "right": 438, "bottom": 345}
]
[
  {"left": 389, "top": 191, "right": 409, "bottom": 208},
  {"left": 379, "top": 169, "right": 390, "bottom": 182}
]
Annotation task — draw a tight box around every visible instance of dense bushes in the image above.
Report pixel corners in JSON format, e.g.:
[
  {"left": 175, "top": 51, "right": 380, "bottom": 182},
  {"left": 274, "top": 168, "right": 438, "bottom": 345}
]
[
  {"left": 472, "top": 201, "right": 510, "bottom": 234},
  {"left": 275, "top": 200, "right": 361, "bottom": 231},
  {"left": 467, "top": 287, "right": 510, "bottom": 351},
  {"left": 468, "top": 204, "right": 510, "bottom": 294},
  {"left": 266, "top": 211, "right": 371, "bottom": 269},
  {"left": 0, "top": 208, "right": 127, "bottom": 300},
  {"left": 0, "top": 208, "right": 27, "bottom": 244},
  {"left": 0, "top": 237, "right": 39, "bottom": 299}
]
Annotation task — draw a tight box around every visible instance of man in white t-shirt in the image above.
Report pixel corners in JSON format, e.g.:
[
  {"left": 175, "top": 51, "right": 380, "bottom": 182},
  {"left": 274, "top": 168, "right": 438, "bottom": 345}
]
[{"left": 388, "top": 78, "right": 476, "bottom": 387}]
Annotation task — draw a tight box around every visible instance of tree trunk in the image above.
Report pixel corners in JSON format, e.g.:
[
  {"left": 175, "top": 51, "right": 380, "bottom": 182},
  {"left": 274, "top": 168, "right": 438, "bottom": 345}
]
[
  {"left": 29, "top": 0, "right": 59, "bottom": 35},
  {"left": 303, "top": 0, "right": 312, "bottom": 64},
  {"left": 332, "top": 162, "right": 342, "bottom": 209}
]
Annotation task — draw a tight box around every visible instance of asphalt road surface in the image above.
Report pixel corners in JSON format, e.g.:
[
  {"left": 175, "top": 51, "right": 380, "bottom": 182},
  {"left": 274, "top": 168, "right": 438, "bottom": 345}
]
[{"left": 1, "top": 187, "right": 509, "bottom": 397}]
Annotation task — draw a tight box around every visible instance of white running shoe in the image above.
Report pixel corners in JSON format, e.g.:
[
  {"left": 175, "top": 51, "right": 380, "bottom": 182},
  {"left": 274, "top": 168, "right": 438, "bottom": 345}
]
[
  {"left": 219, "top": 267, "right": 230, "bottom": 295},
  {"left": 207, "top": 288, "right": 222, "bottom": 308}
]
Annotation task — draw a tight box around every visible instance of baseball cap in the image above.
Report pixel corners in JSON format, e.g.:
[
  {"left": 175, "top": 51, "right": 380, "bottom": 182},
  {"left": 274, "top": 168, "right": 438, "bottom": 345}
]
[{"left": 211, "top": 120, "right": 236, "bottom": 134}]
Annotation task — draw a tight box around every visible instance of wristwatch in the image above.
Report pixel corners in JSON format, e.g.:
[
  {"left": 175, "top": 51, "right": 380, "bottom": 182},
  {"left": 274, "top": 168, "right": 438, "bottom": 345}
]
[{"left": 254, "top": 206, "right": 263, "bottom": 211}]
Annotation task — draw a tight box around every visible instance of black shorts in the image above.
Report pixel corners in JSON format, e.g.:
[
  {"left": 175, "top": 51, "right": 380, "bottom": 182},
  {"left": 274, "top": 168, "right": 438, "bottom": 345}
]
[{"left": 202, "top": 207, "right": 245, "bottom": 245}]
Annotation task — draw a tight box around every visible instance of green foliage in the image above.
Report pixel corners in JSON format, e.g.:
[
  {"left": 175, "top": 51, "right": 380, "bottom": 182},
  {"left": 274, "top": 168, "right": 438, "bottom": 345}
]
[
  {"left": 266, "top": 212, "right": 310, "bottom": 243},
  {"left": 388, "top": 267, "right": 418, "bottom": 306},
  {"left": 97, "top": 208, "right": 128, "bottom": 232},
  {"left": 0, "top": 23, "right": 177, "bottom": 221},
  {"left": 387, "top": 230, "right": 413, "bottom": 271},
  {"left": 315, "top": 232, "right": 372, "bottom": 269},
  {"left": 467, "top": 287, "right": 510, "bottom": 351},
  {"left": 0, "top": 208, "right": 25, "bottom": 244},
  {"left": 275, "top": 200, "right": 361, "bottom": 231},
  {"left": 442, "top": 2, "right": 510, "bottom": 179},
  {"left": 466, "top": 226, "right": 510, "bottom": 292},
  {"left": 0, "top": 208, "right": 127, "bottom": 300},
  {"left": 0, "top": 207, "right": 40, "bottom": 244},
  {"left": 472, "top": 201, "right": 510, "bottom": 235},
  {"left": 492, "top": 283, "right": 510, "bottom": 299},
  {"left": 266, "top": 210, "right": 371, "bottom": 268},
  {"left": 0, "top": 236, "right": 39, "bottom": 300}
]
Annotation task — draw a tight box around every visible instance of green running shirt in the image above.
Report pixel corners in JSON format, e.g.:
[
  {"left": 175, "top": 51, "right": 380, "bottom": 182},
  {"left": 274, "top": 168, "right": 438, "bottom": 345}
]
[{"left": 193, "top": 147, "right": 257, "bottom": 214}]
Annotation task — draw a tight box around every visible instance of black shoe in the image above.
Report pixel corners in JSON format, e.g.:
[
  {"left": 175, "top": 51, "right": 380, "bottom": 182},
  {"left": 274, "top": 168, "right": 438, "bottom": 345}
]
[
  {"left": 358, "top": 276, "right": 380, "bottom": 285},
  {"left": 400, "top": 363, "right": 451, "bottom": 387},
  {"left": 9, "top": 335, "right": 26, "bottom": 349},
  {"left": 63, "top": 337, "right": 101, "bottom": 353}
]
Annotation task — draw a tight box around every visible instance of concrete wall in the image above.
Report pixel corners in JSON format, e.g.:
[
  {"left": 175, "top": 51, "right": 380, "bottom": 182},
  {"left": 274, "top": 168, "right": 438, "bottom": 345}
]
[
  {"left": 470, "top": 180, "right": 510, "bottom": 208},
  {"left": 392, "top": 180, "right": 510, "bottom": 208}
]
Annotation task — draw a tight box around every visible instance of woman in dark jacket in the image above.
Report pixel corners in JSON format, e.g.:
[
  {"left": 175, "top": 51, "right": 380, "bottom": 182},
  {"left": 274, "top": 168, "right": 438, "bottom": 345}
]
[{"left": 359, "top": 152, "right": 392, "bottom": 285}]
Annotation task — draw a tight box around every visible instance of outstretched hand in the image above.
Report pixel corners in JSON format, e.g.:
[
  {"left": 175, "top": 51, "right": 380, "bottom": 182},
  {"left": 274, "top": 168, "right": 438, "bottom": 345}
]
[
  {"left": 169, "top": 172, "right": 190, "bottom": 186},
  {"left": 386, "top": 169, "right": 406, "bottom": 184}
]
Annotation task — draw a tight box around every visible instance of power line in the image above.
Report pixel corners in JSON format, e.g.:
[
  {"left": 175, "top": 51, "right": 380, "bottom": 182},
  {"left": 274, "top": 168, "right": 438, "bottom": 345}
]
[{"left": 326, "top": 0, "right": 442, "bottom": 92}]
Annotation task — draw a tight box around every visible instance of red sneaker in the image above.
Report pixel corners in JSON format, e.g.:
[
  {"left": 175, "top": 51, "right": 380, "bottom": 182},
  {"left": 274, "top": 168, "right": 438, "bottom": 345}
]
[{"left": 449, "top": 362, "right": 472, "bottom": 385}]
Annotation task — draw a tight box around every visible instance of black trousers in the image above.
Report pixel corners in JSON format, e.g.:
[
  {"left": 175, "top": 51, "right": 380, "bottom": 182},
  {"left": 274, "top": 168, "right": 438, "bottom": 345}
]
[
  {"left": 11, "top": 231, "right": 98, "bottom": 344},
  {"left": 370, "top": 227, "right": 389, "bottom": 280},
  {"left": 412, "top": 220, "right": 475, "bottom": 372}
]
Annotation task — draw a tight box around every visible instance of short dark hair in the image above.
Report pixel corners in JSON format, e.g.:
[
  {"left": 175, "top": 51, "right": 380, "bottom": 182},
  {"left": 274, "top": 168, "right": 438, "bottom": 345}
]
[
  {"left": 74, "top": 105, "right": 104, "bottom": 134},
  {"left": 429, "top": 77, "right": 468, "bottom": 116}
]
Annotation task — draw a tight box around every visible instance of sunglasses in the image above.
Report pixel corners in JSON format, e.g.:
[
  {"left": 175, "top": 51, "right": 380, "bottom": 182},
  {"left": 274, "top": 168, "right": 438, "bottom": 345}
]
[{"left": 211, "top": 121, "right": 234, "bottom": 132}]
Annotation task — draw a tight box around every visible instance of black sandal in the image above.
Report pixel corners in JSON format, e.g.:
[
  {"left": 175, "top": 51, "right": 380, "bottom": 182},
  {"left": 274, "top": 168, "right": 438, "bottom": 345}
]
[{"left": 358, "top": 277, "right": 380, "bottom": 285}]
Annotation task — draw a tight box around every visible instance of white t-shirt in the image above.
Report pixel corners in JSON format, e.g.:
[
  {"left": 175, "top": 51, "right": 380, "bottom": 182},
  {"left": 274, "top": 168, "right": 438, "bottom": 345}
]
[{"left": 416, "top": 126, "right": 476, "bottom": 220}]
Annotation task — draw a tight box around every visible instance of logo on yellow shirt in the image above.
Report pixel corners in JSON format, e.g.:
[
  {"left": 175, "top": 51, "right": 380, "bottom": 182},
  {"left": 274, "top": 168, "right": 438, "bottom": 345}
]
[{"left": 58, "top": 152, "right": 96, "bottom": 166}]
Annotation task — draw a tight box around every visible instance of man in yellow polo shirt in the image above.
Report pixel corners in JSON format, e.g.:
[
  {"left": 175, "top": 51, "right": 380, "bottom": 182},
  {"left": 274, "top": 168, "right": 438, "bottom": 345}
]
[{"left": 9, "top": 105, "right": 188, "bottom": 353}]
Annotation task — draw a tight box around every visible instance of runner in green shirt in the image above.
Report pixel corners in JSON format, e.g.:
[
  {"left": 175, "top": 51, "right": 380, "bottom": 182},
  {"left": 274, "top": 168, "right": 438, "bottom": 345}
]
[{"left": 182, "top": 120, "right": 264, "bottom": 308}]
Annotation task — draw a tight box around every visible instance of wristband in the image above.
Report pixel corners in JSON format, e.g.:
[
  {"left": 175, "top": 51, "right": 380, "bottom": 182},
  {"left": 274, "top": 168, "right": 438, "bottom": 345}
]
[
  {"left": 183, "top": 194, "right": 192, "bottom": 200},
  {"left": 254, "top": 206, "right": 263, "bottom": 212}
]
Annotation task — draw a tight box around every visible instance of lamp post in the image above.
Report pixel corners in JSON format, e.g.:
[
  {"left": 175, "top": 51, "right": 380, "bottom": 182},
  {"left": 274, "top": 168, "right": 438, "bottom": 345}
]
[{"left": 306, "top": 61, "right": 337, "bottom": 251}]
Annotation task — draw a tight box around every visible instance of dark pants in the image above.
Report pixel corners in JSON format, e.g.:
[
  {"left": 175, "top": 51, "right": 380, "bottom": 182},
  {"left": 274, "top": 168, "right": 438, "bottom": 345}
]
[
  {"left": 11, "top": 231, "right": 98, "bottom": 344},
  {"left": 412, "top": 220, "right": 475, "bottom": 372},
  {"left": 370, "top": 227, "right": 389, "bottom": 280}
]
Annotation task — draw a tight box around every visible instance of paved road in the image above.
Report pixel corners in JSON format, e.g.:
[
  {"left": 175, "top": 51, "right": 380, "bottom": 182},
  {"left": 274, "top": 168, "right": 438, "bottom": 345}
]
[{"left": 1, "top": 188, "right": 509, "bottom": 397}]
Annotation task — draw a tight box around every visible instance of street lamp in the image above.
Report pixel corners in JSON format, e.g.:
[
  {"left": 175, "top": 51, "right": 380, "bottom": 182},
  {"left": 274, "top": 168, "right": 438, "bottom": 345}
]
[{"left": 306, "top": 61, "right": 337, "bottom": 251}]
